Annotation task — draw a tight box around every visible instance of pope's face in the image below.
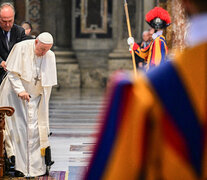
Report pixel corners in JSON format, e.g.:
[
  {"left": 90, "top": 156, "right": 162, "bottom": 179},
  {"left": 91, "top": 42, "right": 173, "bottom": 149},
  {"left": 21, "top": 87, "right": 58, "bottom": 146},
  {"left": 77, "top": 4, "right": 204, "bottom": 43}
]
[
  {"left": 0, "top": 6, "right": 14, "bottom": 32},
  {"left": 35, "top": 40, "right": 53, "bottom": 56}
]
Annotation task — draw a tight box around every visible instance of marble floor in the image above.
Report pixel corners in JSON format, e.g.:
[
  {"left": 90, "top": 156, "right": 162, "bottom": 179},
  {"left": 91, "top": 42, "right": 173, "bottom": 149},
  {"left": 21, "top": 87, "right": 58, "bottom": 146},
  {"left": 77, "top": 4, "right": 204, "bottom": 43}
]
[{"left": 49, "top": 88, "right": 105, "bottom": 179}]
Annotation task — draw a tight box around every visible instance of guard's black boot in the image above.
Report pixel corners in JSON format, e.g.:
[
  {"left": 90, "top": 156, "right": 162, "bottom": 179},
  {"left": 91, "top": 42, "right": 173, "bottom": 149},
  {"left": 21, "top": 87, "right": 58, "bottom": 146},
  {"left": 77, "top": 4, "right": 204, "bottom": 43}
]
[{"left": 45, "top": 146, "right": 54, "bottom": 175}]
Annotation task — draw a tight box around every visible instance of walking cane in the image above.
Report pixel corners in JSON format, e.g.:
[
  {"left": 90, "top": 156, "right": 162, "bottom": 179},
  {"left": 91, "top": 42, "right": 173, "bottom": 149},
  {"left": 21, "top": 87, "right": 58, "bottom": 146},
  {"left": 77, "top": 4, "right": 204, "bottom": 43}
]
[{"left": 124, "top": 0, "right": 137, "bottom": 76}]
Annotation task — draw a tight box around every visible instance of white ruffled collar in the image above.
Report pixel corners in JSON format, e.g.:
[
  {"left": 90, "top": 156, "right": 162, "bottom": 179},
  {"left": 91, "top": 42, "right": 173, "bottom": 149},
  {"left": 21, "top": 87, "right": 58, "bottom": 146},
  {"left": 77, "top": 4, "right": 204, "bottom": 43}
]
[{"left": 152, "top": 30, "right": 163, "bottom": 40}]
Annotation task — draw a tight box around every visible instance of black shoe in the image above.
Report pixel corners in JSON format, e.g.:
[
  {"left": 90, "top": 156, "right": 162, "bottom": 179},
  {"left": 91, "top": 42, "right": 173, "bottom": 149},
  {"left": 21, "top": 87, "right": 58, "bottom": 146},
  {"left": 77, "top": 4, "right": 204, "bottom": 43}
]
[
  {"left": 44, "top": 146, "right": 54, "bottom": 176},
  {"left": 47, "top": 160, "right": 54, "bottom": 166},
  {"left": 45, "top": 146, "right": 54, "bottom": 166},
  {"left": 9, "top": 155, "right": 15, "bottom": 166},
  {"left": 5, "top": 155, "right": 15, "bottom": 176},
  {"left": 14, "top": 170, "right": 24, "bottom": 177}
]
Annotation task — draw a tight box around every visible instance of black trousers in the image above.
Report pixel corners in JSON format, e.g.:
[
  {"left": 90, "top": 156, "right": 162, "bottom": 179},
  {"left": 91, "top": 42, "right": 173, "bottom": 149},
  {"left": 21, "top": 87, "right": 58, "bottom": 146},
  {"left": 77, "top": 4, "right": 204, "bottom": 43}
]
[{"left": 0, "top": 69, "right": 7, "bottom": 84}]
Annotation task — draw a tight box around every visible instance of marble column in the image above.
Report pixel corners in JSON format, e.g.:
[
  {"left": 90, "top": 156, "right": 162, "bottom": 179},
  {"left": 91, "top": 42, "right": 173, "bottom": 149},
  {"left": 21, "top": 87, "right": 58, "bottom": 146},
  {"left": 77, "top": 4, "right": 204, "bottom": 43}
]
[
  {"left": 159, "top": 0, "right": 188, "bottom": 52},
  {"left": 41, "top": 0, "right": 80, "bottom": 88},
  {"left": 108, "top": 0, "right": 134, "bottom": 76},
  {"left": 41, "top": 0, "right": 71, "bottom": 49},
  {"left": 143, "top": 0, "right": 157, "bottom": 31},
  {"left": 170, "top": 0, "right": 188, "bottom": 52},
  {"left": 108, "top": 0, "right": 156, "bottom": 76},
  {"left": 14, "top": 0, "right": 25, "bottom": 26}
]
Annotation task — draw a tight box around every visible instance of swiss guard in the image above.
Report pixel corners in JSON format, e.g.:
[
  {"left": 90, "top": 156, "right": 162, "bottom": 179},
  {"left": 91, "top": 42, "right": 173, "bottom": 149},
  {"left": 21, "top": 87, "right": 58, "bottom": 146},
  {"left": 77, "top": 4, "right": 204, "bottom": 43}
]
[
  {"left": 85, "top": 0, "right": 207, "bottom": 179},
  {"left": 127, "top": 7, "right": 171, "bottom": 70}
]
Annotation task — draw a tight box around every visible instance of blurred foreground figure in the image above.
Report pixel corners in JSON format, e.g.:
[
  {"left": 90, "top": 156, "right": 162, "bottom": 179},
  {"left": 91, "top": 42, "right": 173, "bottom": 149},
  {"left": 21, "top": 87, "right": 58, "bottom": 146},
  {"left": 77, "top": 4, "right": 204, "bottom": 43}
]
[
  {"left": 0, "top": 32, "right": 57, "bottom": 177},
  {"left": 85, "top": 0, "right": 207, "bottom": 179}
]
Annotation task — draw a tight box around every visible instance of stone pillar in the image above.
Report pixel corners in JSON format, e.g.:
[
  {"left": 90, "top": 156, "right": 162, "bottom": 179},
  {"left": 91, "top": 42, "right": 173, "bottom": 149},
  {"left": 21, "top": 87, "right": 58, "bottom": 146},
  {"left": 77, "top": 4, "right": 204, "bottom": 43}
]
[
  {"left": 54, "top": 50, "right": 81, "bottom": 89},
  {"left": 14, "top": 0, "right": 26, "bottom": 26},
  {"left": 108, "top": 0, "right": 155, "bottom": 76},
  {"left": 159, "top": 0, "right": 188, "bottom": 52},
  {"left": 169, "top": 0, "right": 187, "bottom": 52},
  {"left": 72, "top": 0, "right": 113, "bottom": 88},
  {"left": 41, "top": 0, "right": 80, "bottom": 88},
  {"left": 143, "top": 0, "right": 157, "bottom": 31},
  {"left": 108, "top": 0, "right": 133, "bottom": 76},
  {"left": 41, "top": 0, "right": 71, "bottom": 49}
]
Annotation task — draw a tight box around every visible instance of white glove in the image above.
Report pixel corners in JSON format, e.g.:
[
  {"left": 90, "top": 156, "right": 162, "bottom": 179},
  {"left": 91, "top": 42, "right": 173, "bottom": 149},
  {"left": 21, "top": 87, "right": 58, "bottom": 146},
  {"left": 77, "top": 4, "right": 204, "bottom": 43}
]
[
  {"left": 129, "top": 46, "right": 132, "bottom": 51},
  {"left": 127, "top": 37, "right": 134, "bottom": 45}
]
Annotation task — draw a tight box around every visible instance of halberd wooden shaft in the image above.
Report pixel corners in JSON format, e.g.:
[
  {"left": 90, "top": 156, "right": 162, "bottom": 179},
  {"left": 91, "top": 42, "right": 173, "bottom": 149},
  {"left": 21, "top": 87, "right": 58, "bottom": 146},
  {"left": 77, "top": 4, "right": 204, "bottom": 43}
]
[{"left": 124, "top": 0, "right": 137, "bottom": 76}]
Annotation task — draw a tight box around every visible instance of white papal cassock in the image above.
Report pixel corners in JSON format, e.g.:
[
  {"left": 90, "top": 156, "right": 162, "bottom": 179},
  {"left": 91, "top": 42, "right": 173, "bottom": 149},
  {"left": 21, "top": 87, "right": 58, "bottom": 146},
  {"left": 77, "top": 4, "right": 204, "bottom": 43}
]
[{"left": 0, "top": 39, "right": 57, "bottom": 177}]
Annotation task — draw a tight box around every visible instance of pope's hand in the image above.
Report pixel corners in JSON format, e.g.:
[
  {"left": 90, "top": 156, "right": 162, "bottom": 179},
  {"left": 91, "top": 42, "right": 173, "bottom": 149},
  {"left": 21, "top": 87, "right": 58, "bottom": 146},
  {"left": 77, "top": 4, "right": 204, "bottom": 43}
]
[
  {"left": 127, "top": 37, "right": 134, "bottom": 45},
  {"left": 0, "top": 61, "right": 7, "bottom": 71},
  {"left": 18, "top": 91, "right": 30, "bottom": 102}
]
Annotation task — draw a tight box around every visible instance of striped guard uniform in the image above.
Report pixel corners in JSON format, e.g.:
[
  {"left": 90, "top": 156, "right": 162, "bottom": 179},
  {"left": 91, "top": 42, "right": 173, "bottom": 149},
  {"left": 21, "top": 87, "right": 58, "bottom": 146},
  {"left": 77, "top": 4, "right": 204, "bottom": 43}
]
[
  {"left": 133, "top": 34, "right": 168, "bottom": 70},
  {"left": 85, "top": 42, "right": 207, "bottom": 180}
]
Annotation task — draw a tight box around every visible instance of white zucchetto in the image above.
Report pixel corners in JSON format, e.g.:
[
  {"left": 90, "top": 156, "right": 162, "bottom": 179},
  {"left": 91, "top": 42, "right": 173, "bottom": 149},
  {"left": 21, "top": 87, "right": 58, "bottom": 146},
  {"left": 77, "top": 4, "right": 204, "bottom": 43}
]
[{"left": 37, "top": 32, "right": 53, "bottom": 44}]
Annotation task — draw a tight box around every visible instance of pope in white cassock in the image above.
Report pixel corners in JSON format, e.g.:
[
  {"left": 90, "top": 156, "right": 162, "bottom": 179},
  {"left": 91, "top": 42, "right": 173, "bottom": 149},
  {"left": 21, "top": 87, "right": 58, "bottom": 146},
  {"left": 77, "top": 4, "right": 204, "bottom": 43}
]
[{"left": 0, "top": 32, "right": 57, "bottom": 177}]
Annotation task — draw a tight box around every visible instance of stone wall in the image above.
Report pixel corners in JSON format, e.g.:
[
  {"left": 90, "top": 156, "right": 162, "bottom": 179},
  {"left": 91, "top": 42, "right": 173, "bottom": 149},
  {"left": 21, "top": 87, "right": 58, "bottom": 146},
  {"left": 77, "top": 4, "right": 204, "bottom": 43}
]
[
  {"left": 71, "top": 0, "right": 113, "bottom": 88},
  {"left": 55, "top": 51, "right": 80, "bottom": 88}
]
